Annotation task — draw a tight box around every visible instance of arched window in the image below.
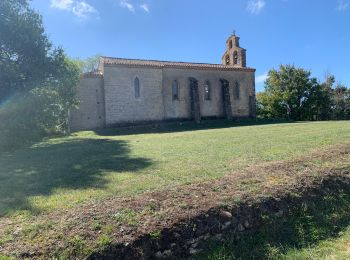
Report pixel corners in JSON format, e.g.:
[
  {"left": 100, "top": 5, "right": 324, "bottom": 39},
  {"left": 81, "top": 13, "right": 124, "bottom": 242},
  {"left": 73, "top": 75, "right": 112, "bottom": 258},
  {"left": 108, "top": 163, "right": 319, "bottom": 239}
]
[
  {"left": 204, "top": 81, "right": 211, "bottom": 100},
  {"left": 134, "top": 77, "right": 140, "bottom": 98},
  {"left": 225, "top": 55, "right": 230, "bottom": 65},
  {"left": 172, "top": 80, "right": 179, "bottom": 100},
  {"left": 234, "top": 81, "right": 240, "bottom": 99},
  {"left": 234, "top": 51, "right": 238, "bottom": 65},
  {"left": 229, "top": 40, "right": 233, "bottom": 49}
]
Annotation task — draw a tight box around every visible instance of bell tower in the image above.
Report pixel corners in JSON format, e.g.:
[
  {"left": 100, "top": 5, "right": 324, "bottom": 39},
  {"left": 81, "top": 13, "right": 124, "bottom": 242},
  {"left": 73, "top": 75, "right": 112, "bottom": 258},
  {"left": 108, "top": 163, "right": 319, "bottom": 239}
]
[{"left": 222, "top": 32, "right": 246, "bottom": 67}]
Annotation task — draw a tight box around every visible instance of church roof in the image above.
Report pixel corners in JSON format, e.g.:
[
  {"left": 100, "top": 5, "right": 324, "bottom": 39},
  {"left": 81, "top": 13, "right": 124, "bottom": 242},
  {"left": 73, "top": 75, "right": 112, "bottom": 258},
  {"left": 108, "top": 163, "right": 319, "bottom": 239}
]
[
  {"left": 82, "top": 71, "right": 103, "bottom": 78},
  {"left": 101, "top": 57, "right": 255, "bottom": 72}
]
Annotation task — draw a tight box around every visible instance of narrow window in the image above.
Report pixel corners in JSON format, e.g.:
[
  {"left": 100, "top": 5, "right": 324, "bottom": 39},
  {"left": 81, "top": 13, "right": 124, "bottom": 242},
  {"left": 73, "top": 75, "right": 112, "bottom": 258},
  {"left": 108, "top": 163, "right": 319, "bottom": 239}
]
[
  {"left": 172, "top": 80, "right": 179, "bottom": 100},
  {"left": 234, "top": 82, "right": 240, "bottom": 99},
  {"left": 234, "top": 51, "right": 238, "bottom": 65},
  {"left": 229, "top": 40, "right": 233, "bottom": 49},
  {"left": 134, "top": 77, "right": 140, "bottom": 98},
  {"left": 204, "top": 81, "right": 211, "bottom": 100},
  {"left": 225, "top": 55, "right": 230, "bottom": 65}
]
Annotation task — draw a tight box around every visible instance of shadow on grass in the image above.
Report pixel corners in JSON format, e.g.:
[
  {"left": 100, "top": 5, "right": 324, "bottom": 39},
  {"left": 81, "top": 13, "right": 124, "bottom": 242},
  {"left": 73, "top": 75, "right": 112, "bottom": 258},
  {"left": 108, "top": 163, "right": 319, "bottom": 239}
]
[
  {"left": 195, "top": 181, "right": 350, "bottom": 259},
  {"left": 95, "top": 118, "right": 293, "bottom": 137},
  {"left": 0, "top": 138, "right": 152, "bottom": 216}
]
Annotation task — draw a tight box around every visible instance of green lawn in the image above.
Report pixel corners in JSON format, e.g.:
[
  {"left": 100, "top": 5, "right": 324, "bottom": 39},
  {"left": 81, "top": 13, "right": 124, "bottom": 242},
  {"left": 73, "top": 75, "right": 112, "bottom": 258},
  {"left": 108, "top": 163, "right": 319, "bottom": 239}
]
[
  {"left": 1, "top": 120, "right": 350, "bottom": 217},
  {"left": 1, "top": 120, "right": 350, "bottom": 259}
]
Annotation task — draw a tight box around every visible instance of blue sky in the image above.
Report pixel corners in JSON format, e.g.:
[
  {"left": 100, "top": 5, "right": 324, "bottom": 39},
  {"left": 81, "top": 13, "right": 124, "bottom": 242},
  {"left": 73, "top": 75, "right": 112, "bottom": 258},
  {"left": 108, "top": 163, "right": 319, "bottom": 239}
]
[{"left": 31, "top": 0, "right": 350, "bottom": 92}]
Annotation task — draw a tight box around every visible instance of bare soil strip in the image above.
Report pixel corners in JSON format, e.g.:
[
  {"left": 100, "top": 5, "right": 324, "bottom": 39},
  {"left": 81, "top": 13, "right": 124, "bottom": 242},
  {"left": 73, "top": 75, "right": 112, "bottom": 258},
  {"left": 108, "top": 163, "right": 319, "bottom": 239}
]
[{"left": 1, "top": 144, "right": 350, "bottom": 259}]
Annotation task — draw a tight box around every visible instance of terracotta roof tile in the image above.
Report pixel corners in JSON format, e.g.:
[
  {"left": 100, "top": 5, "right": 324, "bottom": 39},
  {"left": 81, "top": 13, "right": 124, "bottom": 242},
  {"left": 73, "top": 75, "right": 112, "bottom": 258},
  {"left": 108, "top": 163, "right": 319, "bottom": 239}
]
[{"left": 101, "top": 57, "right": 255, "bottom": 72}]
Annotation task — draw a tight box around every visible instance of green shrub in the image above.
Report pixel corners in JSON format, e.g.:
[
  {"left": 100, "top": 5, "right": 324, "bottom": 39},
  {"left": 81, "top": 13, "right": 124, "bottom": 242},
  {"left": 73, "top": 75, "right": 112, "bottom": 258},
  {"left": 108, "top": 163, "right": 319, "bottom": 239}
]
[{"left": 0, "top": 88, "right": 68, "bottom": 151}]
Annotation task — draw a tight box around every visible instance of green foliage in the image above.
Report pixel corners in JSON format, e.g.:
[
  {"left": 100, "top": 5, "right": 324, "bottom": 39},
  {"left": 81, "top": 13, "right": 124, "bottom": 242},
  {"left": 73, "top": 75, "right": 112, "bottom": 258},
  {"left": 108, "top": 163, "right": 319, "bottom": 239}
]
[
  {"left": 22, "top": 221, "right": 54, "bottom": 240},
  {"left": 314, "top": 74, "right": 334, "bottom": 120},
  {"left": 0, "top": 92, "right": 43, "bottom": 150},
  {"left": 68, "top": 235, "right": 88, "bottom": 257},
  {"left": 0, "top": 0, "right": 81, "bottom": 151},
  {"left": 112, "top": 208, "right": 139, "bottom": 226},
  {"left": 75, "top": 54, "right": 102, "bottom": 73},
  {"left": 0, "top": 230, "right": 13, "bottom": 247},
  {"left": 96, "top": 234, "right": 111, "bottom": 251},
  {"left": 0, "top": 78, "right": 78, "bottom": 151},
  {"left": 0, "top": 0, "right": 51, "bottom": 98},
  {"left": 256, "top": 91, "right": 271, "bottom": 119},
  {"left": 332, "top": 84, "right": 350, "bottom": 120},
  {"left": 149, "top": 230, "right": 161, "bottom": 239},
  {"left": 257, "top": 65, "right": 350, "bottom": 120},
  {"left": 91, "top": 221, "right": 102, "bottom": 231},
  {"left": 257, "top": 65, "right": 320, "bottom": 120}
]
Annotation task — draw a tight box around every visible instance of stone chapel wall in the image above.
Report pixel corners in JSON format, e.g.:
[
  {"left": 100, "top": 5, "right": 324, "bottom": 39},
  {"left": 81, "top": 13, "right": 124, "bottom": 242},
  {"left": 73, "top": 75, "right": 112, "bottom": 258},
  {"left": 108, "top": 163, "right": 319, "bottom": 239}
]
[
  {"left": 69, "top": 74, "right": 105, "bottom": 131},
  {"left": 162, "top": 68, "right": 255, "bottom": 120},
  {"left": 103, "top": 65, "right": 164, "bottom": 125},
  {"left": 69, "top": 65, "right": 255, "bottom": 131}
]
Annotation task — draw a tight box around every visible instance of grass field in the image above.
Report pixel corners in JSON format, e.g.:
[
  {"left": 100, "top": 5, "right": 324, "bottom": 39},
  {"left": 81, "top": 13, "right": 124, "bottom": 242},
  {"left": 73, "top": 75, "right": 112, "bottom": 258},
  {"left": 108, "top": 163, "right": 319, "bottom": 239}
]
[
  {"left": 1, "top": 120, "right": 350, "bottom": 217},
  {"left": 1, "top": 120, "right": 350, "bottom": 259}
]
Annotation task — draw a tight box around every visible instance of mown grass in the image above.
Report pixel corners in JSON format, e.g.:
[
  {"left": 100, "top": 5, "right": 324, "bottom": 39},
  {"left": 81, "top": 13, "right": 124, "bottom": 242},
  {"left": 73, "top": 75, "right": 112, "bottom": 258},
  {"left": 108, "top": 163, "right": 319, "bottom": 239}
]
[
  {"left": 1, "top": 120, "right": 350, "bottom": 217},
  {"left": 194, "top": 187, "right": 350, "bottom": 260}
]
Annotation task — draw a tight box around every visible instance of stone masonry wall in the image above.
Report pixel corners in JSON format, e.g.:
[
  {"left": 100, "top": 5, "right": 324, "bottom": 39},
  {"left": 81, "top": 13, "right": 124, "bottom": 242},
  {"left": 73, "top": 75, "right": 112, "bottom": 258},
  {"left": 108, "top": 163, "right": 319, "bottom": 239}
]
[
  {"left": 104, "top": 65, "right": 164, "bottom": 125},
  {"left": 162, "top": 68, "right": 255, "bottom": 120},
  {"left": 69, "top": 75, "right": 105, "bottom": 131},
  {"left": 70, "top": 65, "right": 255, "bottom": 131}
]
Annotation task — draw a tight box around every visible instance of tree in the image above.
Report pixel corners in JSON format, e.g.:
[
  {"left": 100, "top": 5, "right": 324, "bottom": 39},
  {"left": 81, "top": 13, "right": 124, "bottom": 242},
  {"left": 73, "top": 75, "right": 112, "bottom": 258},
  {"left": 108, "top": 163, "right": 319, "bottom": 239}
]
[
  {"left": 332, "top": 83, "right": 350, "bottom": 120},
  {"left": 312, "top": 74, "right": 334, "bottom": 120},
  {"left": 257, "top": 65, "right": 321, "bottom": 120},
  {"left": 80, "top": 54, "right": 102, "bottom": 73},
  {"left": 256, "top": 91, "right": 273, "bottom": 119},
  {"left": 0, "top": 0, "right": 53, "bottom": 99},
  {"left": 0, "top": 0, "right": 81, "bottom": 150}
]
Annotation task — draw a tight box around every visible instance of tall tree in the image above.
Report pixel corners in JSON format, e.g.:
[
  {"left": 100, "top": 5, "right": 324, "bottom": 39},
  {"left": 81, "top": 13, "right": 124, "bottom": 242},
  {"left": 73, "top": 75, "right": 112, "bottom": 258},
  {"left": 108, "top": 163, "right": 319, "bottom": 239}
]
[
  {"left": 0, "top": 0, "right": 81, "bottom": 150},
  {"left": 0, "top": 0, "right": 53, "bottom": 99},
  {"left": 332, "top": 83, "right": 350, "bottom": 120},
  {"left": 257, "top": 65, "right": 321, "bottom": 120},
  {"left": 301, "top": 73, "right": 335, "bottom": 121}
]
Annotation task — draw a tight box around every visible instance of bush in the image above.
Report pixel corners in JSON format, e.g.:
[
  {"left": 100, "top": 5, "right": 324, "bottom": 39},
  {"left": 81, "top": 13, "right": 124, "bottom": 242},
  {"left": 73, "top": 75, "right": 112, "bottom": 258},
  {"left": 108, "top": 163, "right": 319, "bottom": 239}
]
[
  {"left": 0, "top": 1, "right": 81, "bottom": 152},
  {"left": 0, "top": 88, "right": 67, "bottom": 151}
]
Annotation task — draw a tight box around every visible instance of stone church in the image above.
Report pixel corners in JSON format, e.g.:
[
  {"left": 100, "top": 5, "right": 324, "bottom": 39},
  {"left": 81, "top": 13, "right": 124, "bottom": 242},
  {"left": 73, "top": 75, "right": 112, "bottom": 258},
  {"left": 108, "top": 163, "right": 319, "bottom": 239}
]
[{"left": 69, "top": 33, "right": 256, "bottom": 131}]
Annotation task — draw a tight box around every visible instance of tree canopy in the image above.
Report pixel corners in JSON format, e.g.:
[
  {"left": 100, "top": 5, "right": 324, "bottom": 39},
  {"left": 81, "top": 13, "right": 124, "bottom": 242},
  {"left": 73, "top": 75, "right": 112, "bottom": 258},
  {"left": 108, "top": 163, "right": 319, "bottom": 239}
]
[
  {"left": 1, "top": 0, "right": 49, "bottom": 98},
  {"left": 257, "top": 65, "right": 350, "bottom": 120},
  {"left": 0, "top": 0, "right": 81, "bottom": 150}
]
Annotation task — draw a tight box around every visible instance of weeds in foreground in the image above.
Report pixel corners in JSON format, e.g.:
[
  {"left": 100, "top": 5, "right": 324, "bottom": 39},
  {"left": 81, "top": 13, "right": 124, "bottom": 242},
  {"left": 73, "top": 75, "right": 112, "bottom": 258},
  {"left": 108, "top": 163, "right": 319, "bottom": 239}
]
[
  {"left": 112, "top": 208, "right": 139, "bottom": 226},
  {"left": 195, "top": 188, "right": 350, "bottom": 259},
  {"left": 96, "top": 234, "right": 112, "bottom": 252}
]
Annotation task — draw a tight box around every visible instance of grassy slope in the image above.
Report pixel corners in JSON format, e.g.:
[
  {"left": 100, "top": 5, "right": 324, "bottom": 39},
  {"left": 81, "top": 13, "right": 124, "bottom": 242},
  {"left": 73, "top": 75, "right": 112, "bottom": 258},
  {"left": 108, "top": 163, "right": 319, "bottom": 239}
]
[
  {"left": 196, "top": 184, "right": 350, "bottom": 260},
  {"left": 1, "top": 120, "right": 350, "bottom": 259},
  {"left": 1, "top": 120, "right": 350, "bottom": 217},
  {"left": 285, "top": 228, "right": 350, "bottom": 259}
]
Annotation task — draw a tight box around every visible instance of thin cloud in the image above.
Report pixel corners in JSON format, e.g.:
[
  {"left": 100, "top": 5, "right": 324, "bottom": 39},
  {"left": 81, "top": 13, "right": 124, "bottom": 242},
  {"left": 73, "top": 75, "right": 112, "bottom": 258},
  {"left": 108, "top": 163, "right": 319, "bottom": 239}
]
[
  {"left": 336, "top": 0, "right": 349, "bottom": 11},
  {"left": 140, "top": 3, "right": 149, "bottom": 13},
  {"left": 256, "top": 73, "right": 268, "bottom": 84},
  {"left": 72, "top": 1, "right": 97, "bottom": 18},
  {"left": 120, "top": 0, "right": 135, "bottom": 12},
  {"left": 50, "top": 0, "right": 98, "bottom": 19},
  {"left": 247, "top": 0, "right": 266, "bottom": 15},
  {"left": 50, "top": 0, "right": 73, "bottom": 10}
]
